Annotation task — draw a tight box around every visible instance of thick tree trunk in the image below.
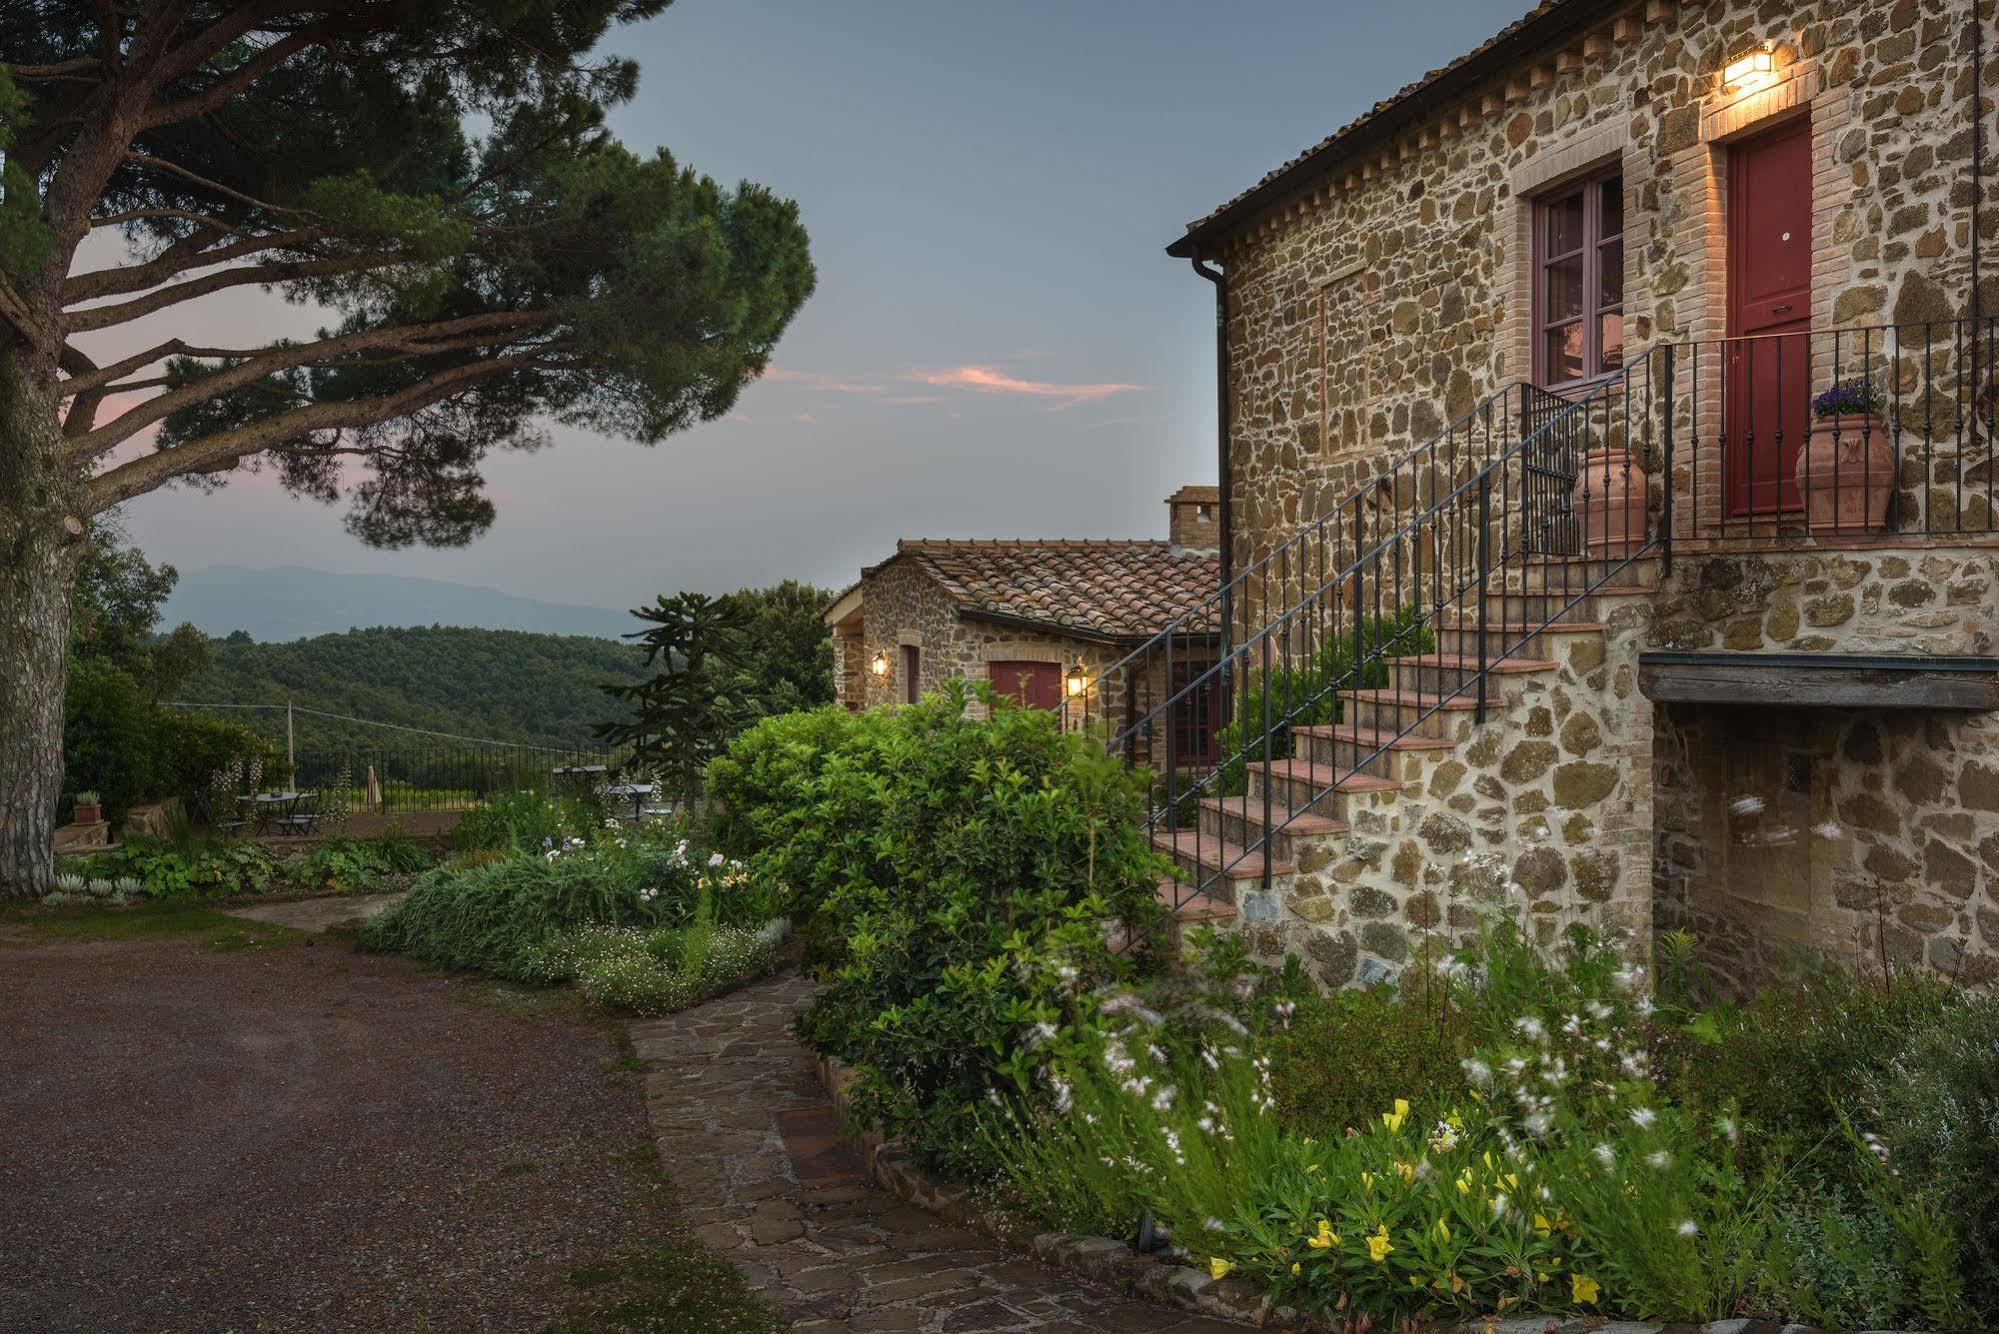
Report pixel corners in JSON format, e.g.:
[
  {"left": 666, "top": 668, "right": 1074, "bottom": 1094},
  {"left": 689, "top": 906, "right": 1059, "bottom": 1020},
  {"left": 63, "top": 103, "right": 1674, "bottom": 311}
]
[{"left": 0, "top": 346, "right": 82, "bottom": 901}]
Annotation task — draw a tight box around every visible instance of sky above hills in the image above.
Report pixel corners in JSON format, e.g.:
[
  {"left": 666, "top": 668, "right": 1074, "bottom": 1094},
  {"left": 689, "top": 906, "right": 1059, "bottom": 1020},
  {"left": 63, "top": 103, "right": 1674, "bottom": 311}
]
[{"left": 111, "top": 0, "right": 1520, "bottom": 608}]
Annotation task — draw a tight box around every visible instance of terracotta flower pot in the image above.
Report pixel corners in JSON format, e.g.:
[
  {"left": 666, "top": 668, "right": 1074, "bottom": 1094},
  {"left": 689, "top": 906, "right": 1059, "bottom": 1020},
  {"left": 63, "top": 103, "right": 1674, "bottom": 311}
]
[
  {"left": 1571, "top": 449, "right": 1648, "bottom": 558},
  {"left": 73, "top": 802, "right": 103, "bottom": 824},
  {"left": 1797, "top": 414, "right": 1895, "bottom": 534}
]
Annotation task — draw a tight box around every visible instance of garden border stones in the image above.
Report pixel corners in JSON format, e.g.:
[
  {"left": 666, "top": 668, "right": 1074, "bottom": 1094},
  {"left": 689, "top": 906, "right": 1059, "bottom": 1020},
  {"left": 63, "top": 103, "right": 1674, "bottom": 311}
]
[{"left": 812, "top": 1052, "right": 1861, "bottom": 1334}]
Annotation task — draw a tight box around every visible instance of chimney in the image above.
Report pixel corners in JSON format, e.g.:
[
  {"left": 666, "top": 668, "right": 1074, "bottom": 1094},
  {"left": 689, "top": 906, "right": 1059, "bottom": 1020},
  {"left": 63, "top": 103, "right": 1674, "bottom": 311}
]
[{"left": 1167, "top": 485, "right": 1220, "bottom": 552}]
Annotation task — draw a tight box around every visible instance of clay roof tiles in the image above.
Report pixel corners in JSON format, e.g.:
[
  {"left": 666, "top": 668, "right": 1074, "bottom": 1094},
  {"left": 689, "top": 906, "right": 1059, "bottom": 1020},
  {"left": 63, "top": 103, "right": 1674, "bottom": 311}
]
[
  {"left": 891, "top": 538, "right": 1220, "bottom": 641},
  {"left": 1168, "top": 0, "right": 1618, "bottom": 256}
]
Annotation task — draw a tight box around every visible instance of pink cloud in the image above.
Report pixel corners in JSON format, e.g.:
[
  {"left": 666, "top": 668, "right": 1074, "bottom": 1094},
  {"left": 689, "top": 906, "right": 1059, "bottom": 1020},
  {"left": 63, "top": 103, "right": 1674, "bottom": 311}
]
[{"left": 912, "top": 364, "right": 1145, "bottom": 410}]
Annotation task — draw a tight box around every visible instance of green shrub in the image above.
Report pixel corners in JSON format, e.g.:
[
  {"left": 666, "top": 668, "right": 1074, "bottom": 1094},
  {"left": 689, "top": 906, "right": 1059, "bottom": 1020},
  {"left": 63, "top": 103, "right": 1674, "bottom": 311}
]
[
  {"left": 531, "top": 916, "right": 787, "bottom": 1016},
  {"left": 362, "top": 824, "right": 777, "bottom": 980},
  {"left": 152, "top": 710, "right": 279, "bottom": 811},
  {"left": 714, "top": 683, "right": 1170, "bottom": 1173},
  {"left": 1657, "top": 961, "right": 1961, "bottom": 1177},
  {"left": 450, "top": 789, "right": 592, "bottom": 853},
  {"left": 71, "top": 834, "right": 279, "bottom": 899},
  {"left": 1213, "top": 606, "right": 1435, "bottom": 795},
  {"left": 1270, "top": 982, "right": 1470, "bottom": 1139},
  {"left": 62, "top": 656, "right": 157, "bottom": 822},
  {"left": 1872, "top": 994, "right": 1999, "bottom": 1326}
]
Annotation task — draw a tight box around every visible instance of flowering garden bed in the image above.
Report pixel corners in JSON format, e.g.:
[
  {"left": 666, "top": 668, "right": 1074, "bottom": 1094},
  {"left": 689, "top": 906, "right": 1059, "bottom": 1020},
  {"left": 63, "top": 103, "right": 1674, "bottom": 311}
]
[{"left": 706, "top": 691, "right": 1999, "bottom": 1333}]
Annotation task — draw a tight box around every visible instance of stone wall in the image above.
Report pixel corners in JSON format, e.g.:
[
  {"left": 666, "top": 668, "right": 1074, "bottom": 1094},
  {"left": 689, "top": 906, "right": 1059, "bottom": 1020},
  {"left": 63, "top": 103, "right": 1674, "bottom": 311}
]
[
  {"left": 1649, "top": 546, "right": 1999, "bottom": 991},
  {"left": 1227, "top": 602, "right": 1658, "bottom": 988},
  {"left": 845, "top": 558, "right": 1136, "bottom": 722},
  {"left": 1216, "top": 0, "right": 1997, "bottom": 579}
]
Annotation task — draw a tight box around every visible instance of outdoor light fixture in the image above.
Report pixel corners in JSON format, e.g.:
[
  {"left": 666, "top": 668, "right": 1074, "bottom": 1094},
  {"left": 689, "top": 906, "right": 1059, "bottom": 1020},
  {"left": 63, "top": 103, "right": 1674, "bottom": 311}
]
[
  {"left": 1722, "top": 43, "right": 1778, "bottom": 92},
  {"left": 870, "top": 649, "right": 890, "bottom": 678},
  {"left": 1065, "top": 662, "right": 1089, "bottom": 699}
]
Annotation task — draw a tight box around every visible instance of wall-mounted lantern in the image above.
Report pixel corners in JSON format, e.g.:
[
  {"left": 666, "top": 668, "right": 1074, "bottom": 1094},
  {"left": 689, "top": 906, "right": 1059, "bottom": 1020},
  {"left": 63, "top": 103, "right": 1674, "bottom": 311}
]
[
  {"left": 1065, "top": 661, "right": 1089, "bottom": 699},
  {"left": 1721, "top": 42, "right": 1779, "bottom": 93},
  {"left": 870, "top": 649, "right": 890, "bottom": 678}
]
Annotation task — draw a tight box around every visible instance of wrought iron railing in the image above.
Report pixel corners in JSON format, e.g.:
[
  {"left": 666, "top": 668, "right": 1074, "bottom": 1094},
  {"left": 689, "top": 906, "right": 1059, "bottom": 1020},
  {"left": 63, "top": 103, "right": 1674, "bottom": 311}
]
[
  {"left": 1659, "top": 317, "right": 1997, "bottom": 547},
  {"left": 1078, "top": 317, "right": 1997, "bottom": 952}
]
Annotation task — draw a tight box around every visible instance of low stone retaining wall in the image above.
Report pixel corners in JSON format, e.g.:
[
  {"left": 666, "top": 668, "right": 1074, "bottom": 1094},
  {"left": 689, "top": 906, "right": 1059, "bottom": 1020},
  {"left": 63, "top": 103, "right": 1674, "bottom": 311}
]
[{"left": 812, "top": 1051, "right": 1861, "bottom": 1334}]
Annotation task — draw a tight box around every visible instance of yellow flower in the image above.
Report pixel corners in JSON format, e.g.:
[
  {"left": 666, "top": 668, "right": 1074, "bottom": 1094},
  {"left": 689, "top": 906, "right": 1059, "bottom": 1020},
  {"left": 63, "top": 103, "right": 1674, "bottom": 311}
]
[
  {"left": 1209, "top": 1257, "right": 1234, "bottom": 1281},
  {"left": 1572, "top": 1273, "right": 1601, "bottom": 1306},
  {"left": 1455, "top": 1170, "right": 1474, "bottom": 1195},
  {"left": 1434, "top": 1217, "right": 1451, "bottom": 1244},
  {"left": 1359, "top": 1170, "right": 1376, "bottom": 1192},
  {"left": 1306, "top": 1219, "right": 1338, "bottom": 1250},
  {"left": 1533, "top": 1212, "right": 1553, "bottom": 1238},
  {"left": 1382, "top": 1097, "right": 1410, "bottom": 1133},
  {"left": 1366, "top": 1225, "right": 1394, "bottom": 1263},
  {"left": 1393, "top": 1159, "right": 1415, "bottom": 1183},
  {"left": 1502, "top": 1172, "right": 1518, "bottom": 1190},
  {"left": 1290, "top": 1262, "right": 1301, "bottom": 1276}
]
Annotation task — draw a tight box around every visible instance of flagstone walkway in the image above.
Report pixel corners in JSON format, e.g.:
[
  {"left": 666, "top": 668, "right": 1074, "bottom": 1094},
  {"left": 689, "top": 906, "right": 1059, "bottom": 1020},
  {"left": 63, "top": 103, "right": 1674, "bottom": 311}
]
[{"left": 629, "top": 973, "right": 1247, "bottom": 1332}]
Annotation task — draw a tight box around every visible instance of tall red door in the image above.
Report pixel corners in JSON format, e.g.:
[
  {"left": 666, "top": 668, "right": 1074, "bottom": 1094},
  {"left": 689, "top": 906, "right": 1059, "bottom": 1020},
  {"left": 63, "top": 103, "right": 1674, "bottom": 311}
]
[
  {"left": 987, "top": 660, "right": 1063, "bottom": 710},
  {"left": 1725, "top": 115, "right": 1813, "bottom": 516}
]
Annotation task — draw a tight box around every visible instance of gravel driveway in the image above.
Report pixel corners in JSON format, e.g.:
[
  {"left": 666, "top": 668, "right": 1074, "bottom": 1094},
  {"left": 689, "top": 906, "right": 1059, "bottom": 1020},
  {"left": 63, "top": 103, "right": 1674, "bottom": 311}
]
[{"left": 0, "top": 934, "right": 678, "bottom": 1333}]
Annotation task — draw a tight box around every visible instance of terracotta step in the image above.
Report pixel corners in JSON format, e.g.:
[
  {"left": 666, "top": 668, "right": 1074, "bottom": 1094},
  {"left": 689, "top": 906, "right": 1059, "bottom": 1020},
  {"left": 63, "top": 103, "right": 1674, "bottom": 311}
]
[
  {"left": 1249, "top": 758, "right": 1401, "bottom": 819},
  {"left": 1388, "top": 652, "right": 1558, "bottom": 698},
  {"left": 1295, "top": 723, "right": 1455, "bottom": 779},
  {"left": 1513, "top": 554, "right": 1659, "bottom": 593},
  {"left": 1342, "top": 687, "right": 1480, "bottom": 739},
  {"left": 1156, "top": 874, "right": 1238, "bottom": 920},
  {"left": 1198, "top": 794, "right": 1348, "bottom": 853},
  {"left": 1434, "top": 620, "right": 1606, "bottom": 661},
  {"left": 1151, "top": 827, "right": 1293, "bottom": 883},
  {"left": 1481, "top": 586, "right": 1650, "bottom": 629}
]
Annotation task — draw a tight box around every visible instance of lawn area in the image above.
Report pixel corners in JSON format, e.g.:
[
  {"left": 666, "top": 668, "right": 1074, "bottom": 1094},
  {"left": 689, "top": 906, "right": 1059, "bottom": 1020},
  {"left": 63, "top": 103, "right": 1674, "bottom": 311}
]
[{"left": 0, "top": 910, "right": 774, "bottom": 1333}]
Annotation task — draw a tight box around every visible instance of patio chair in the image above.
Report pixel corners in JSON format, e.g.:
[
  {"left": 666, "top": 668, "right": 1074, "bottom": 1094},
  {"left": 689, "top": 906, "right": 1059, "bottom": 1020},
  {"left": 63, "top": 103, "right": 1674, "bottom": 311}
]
[{"left": 271, "top": 791, "right": 321, "bottom": 838}]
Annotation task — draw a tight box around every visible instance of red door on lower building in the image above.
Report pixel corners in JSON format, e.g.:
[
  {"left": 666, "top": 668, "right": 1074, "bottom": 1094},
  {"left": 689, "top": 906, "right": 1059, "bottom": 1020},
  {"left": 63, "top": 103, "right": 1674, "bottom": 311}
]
[
  {"left": 987, "top": 660, "right": 1063, "bottom": 711},
  {"left": 1725, "top": 114, "right": 1813, "bottom": 517}
]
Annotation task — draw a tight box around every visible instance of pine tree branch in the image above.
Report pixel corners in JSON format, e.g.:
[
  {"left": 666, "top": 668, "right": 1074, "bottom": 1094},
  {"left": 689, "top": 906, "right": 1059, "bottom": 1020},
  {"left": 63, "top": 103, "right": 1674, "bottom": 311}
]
[
  {"left": 85, "top": 351, "right": 543, "bottom": 513},
  {"left": 62, "top": 252, "right": 382, "bottom": 332},
  {"left": 64, "top": 224, "right": 329, "bottom": 304},
  {"left": 69, "top": 308, "right": 561, "bottom": 460},
  {"left": 142, "top": 27, "right": 323, "bottom": 129},
  {"left": 119, "top": 150, "right": 311, "bottom": 218}
]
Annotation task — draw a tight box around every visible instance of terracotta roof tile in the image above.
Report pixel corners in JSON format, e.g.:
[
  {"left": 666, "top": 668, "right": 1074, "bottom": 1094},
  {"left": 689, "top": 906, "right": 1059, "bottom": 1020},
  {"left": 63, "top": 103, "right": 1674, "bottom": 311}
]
[
  {"left": 893, "top": 539, "right": 1219, "bottom": 640},
  {"left": 1170, "top": 0, "right": 1613, "bottom": 254}
]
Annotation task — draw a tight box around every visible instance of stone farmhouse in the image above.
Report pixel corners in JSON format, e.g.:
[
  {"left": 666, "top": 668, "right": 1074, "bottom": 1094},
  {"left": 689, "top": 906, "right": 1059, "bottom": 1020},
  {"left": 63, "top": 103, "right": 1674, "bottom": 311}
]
[
  {"left": 1061, "top": 0, "right": 1998, "bottom": 990},
  {"left": 826, "top": 488, "right": 1224, "bottom": 765}
]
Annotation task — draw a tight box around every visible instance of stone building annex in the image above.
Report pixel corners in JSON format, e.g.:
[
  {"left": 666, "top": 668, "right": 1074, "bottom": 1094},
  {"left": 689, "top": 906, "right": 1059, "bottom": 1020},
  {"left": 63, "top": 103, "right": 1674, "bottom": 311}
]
[{"left": 1051, "top": 0, "right": 1999, "bottom": 990}]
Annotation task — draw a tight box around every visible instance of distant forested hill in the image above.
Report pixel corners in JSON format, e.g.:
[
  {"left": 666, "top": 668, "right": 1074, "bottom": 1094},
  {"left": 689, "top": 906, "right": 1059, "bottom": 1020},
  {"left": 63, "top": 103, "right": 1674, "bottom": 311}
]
[{"left": 179, "top": 625, "right": 647, "bottom": 752}]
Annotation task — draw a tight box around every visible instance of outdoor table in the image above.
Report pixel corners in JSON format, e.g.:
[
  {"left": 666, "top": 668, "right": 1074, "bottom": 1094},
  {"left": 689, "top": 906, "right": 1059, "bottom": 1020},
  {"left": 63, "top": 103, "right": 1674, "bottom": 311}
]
[
  {"left": 602, "top": 782, "right": 655, "bottom": 821},
  {"left": 251, "top": 790, "right": 318, "bottom": 836}
]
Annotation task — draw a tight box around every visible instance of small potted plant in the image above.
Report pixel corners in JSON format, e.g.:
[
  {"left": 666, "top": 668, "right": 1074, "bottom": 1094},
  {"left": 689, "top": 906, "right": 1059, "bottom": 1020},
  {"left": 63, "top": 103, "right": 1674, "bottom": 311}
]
[
  {"left": 1798, "top": 379, "right": 1896, "bottom": 533},
  {"left": 72, "top": 791, "right": 103, "bottom": 824}
]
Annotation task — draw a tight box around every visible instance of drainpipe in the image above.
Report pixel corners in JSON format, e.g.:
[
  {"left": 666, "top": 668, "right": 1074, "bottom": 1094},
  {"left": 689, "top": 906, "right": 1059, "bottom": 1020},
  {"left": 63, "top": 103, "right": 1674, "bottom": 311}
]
[
  {"left": 1191, "top": 256, "right": 1232, "bottom": 656},
  {"left": 1974, "top": 0, "right": 1986, "bottom": 317}
]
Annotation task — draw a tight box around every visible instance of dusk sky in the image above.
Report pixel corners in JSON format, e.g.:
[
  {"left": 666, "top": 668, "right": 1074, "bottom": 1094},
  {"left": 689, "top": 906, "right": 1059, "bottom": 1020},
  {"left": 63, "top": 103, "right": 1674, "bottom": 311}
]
[{"left": 108, "top": 0, "right": 1522, "bottom": 613}]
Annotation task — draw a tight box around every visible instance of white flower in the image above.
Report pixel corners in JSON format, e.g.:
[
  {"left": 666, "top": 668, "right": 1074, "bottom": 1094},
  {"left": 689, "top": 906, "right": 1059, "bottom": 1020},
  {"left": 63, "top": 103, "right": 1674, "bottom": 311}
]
[
  {"left": 1677, "top": 1219, "right": 1699, "bottom": 1237},
  {"left": 1152, "top": 1085, "right": 1177, "bottom": 1112},
  {"left": 708, "top": 852, "right": 726, "bottom": 867},
  {"left": 1646, "top": 1150, "right": 1671, "bottom": 1170},
  {"left": 1523, "top": 1109, "right": 1553, "bottom": 1138},
  {"left": 1592, "top": 1143, "right": 1616, "bottom": 1167},
  {"left": 1630, "top": 1107, "right": 1658, "bottom": 1129},
  {"left": 1461, "top": 1057, "right": 1493, "bottom": 1086},
  {"left": 1514, "top": 1015, "right": 1545, "bottom": 1040}
]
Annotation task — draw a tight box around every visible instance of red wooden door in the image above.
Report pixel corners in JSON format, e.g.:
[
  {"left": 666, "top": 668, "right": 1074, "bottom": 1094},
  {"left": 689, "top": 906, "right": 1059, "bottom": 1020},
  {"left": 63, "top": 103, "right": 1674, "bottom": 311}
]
[
  {"left": 987, "top": 660, "right": 1062, "bottom": 711},
  {"left": 1726, "top": 115, "right": 1813, "bottom": 516}
]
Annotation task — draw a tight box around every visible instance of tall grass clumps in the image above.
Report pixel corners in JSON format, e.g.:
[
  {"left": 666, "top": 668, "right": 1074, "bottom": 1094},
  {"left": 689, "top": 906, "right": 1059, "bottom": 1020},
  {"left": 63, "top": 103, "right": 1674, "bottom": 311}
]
[
  {"left": 361, "top": 818, "right": 789, "bottom": 1011},
  {"left": 969, "top": 915, "right": 1999, "bottom": 1331}
]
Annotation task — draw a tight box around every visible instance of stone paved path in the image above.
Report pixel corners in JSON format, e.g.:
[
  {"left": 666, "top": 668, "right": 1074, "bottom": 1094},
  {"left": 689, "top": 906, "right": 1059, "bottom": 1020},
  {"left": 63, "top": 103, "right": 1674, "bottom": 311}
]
[
  {"left": 630, "top": 973, "right": 1247, "bottom": 1332},
  {"left": 223, "top": 890, "right": 406, "bottom": 933}
]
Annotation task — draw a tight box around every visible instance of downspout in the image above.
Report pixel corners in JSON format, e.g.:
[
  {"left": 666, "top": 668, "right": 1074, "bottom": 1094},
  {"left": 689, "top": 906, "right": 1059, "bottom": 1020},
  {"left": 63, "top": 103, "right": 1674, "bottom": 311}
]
[
  {"left": 1974, "top": 0, "right": 1985, "bottom": 317},
  {"left": 1190, "top": 256, "right": 1232, "bottom": 655}
]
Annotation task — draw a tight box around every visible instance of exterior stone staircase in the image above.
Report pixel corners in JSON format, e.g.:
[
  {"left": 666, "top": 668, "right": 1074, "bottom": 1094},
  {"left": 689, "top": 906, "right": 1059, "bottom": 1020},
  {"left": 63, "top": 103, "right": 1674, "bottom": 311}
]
[{"left": 1144, "top": 554, "right": 1660, "bottom": 982}]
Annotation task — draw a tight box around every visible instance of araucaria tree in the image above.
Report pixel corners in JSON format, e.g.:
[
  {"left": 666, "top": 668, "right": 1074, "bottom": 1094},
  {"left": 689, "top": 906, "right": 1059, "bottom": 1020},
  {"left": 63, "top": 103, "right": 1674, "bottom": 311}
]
[
  {"left": 594, "top": 591, "right": 747, "bottom": 810},
  {"left": 0, "top": 2, "right": 815, "bottom": 896}
]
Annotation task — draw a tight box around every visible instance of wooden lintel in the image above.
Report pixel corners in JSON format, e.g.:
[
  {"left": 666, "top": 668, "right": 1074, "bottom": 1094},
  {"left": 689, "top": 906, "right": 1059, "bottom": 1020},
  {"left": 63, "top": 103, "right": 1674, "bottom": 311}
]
[
  {"left": 1637, "top": 653, "right": 1999, "bottom": 712},
  {"left": 1584, "top": 33, "right": 1612, "bottom": 59},
  {"left": 1613, "top": 15, "right": 1641, "bottom": 41}
]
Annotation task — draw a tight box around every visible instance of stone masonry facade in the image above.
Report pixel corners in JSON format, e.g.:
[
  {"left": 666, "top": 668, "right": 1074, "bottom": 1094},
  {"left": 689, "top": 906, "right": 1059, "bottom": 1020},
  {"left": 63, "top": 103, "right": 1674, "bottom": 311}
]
[{"left": 1167, "top": 0, "right": 1998, "bottom": 990}]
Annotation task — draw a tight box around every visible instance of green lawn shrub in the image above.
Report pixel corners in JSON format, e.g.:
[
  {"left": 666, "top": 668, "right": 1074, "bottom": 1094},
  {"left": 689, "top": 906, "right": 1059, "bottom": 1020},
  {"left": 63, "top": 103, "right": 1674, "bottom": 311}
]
[{"left": 710, "top": 682, "right": 1171, "bottom": 1175}]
